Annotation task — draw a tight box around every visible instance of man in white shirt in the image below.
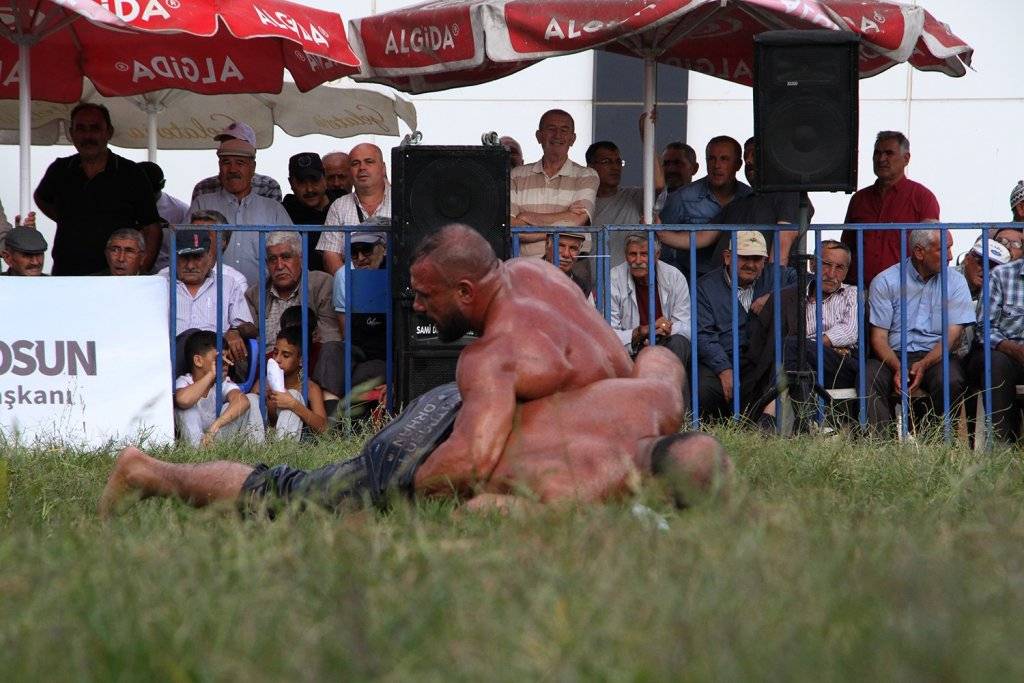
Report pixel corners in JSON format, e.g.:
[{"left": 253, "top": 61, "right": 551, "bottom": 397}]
[{"left": 318, "top": 143, "right": 391, "bottom": 275}]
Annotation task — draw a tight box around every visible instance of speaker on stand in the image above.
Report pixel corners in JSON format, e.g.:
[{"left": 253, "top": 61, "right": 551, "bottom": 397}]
[
  {"left": 750, "top": 30, "right": 860, "bottom": 433},
  {"left": 390, "top": 144, "right": 510, "bottom": 406}
]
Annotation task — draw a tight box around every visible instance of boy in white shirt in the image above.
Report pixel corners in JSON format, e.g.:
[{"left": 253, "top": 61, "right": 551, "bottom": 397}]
[{"left": 175, "top": 330, "right": 264, "bottom": 446}]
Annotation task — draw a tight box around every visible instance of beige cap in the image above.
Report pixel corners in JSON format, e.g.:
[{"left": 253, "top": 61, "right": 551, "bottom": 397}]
[
  {"left": 734, "top": 231, "right": 768, "bottom": 257},
  {"left": 216, "top": 138, "right": 256, "bottom": 159},
  {"left": 550, "top": 231, "right": 586, "bottom": 241}
]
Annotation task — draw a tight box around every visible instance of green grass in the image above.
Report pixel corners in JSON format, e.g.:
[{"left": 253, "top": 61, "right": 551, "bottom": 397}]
[{"left": 2, "top": 428, "right": 1024, "bottom": 680}]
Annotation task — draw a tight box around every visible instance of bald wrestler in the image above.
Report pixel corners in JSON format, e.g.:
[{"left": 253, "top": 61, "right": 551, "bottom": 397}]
[{"left": 100, "top": 225, "right": 721, "bottom": 515}]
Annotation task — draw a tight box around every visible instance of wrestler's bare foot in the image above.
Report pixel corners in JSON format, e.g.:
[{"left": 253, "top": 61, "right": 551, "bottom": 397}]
[{"left": 98, "top": 446, "right": 147, "bottom": 518}]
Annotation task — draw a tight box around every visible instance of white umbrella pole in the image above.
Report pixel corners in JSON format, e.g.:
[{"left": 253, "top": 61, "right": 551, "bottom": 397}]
[
  {"left": 642, "top": 56, "right": 656, "bottom": 224},
  {"left": 18, "top": 41, "right": 31, "bottom": 216},
  {"left": 147, "top": 109, "right": 158, "bottom": 162}
]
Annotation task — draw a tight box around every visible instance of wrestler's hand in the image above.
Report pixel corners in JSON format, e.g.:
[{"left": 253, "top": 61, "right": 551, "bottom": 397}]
[{"left": 718, "top": 368, "right": 734, "bottom": 401}]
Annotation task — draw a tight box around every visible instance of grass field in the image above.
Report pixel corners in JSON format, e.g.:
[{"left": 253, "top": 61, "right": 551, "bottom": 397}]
[{"left": 2, "top": 428, "right": 1024, "bottom": 681}]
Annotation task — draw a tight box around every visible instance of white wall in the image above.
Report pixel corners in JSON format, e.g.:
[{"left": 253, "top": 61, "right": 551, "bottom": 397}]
[
  {"left": 685, "top": 0, "right": 1024, "bottom": 257},
  {"left": 3, "top": 0, "right": 1016, "bottom": 268}
]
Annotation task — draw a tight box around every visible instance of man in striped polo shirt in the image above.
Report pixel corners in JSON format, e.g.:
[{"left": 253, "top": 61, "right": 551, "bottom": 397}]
[{"left": 510, "top": 109, "right": 599, "bottom": 259}]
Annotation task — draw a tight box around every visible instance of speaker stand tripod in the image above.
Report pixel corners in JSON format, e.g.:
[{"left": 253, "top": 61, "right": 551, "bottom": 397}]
[{"left": 751, "top": 193, "right": 833, "bottom": 434}]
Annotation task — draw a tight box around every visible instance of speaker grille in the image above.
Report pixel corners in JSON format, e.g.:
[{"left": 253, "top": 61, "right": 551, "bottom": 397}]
[{"left": 754, "top": 31, "right": 859, "bottom": 193}]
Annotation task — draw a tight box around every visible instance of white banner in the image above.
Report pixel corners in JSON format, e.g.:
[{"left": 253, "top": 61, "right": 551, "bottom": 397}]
[{"left": 0, "top": 276, "right": 174, "bottom": 447}]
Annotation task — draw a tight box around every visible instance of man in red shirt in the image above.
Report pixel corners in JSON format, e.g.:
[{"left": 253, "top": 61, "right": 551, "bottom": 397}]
[{"left": 840, "top": 131, "right": 940, "bottom": 288}]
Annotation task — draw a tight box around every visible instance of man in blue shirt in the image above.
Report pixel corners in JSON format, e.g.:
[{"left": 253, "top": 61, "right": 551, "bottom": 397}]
[
  {"left": 866, "top": 229, "right": 975, "bottom": 431},
  {"left": 657, "top": 135, "right": 751, "bottom": 282}
]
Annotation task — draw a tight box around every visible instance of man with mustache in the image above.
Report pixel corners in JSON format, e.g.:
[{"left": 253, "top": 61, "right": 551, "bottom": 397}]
[
  {"left": 191, "top": 122, "right": 283, "bottom": 202},
  {"left": 840, "top": 131, "right": 940, "bottom": 289},
  {"left": 695, "top": 231, "right": 795, "bottom": 420},
  {"left": 101, "top": 225, "right": 731, "bottom": 515},
  {"left": 317, "top": 143, "right": 391, "bottom": 276},
  {"left": 541, "top": 230, "right": 588, "bottom": 296},
  {"left": 164, "top": 228, "right": 257, "bottom": 371},
  {"left": 322, "top": 151, "right": 353, "bottom": 198},
  {"left": 1, "top": 226, "right": 47, "bottom": 277},
  {"left": 744, "top": 240, "right": 859, "bottom": 432},
  {"left": 189, "top": 133, "right": 293, "bottom": 288},
  {"left": 658, "top": 136, "right": 751, "bottom": 282},
  {"left": 34, "top": 103, "right": 161, "bottom": 275},
  {"left": 98, "top": 228, "right": 146, "bottom": 276},
  {"left": 282, "top": 152, "right": 333, "bottom": 272}
]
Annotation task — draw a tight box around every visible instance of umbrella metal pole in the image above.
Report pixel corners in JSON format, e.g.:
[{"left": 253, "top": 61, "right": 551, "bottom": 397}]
[
  {"left": 18, "top": 40, "right": 31, "bottom": 216},
  {"left": 642, "top": 56, "right": 656, "bottom": 224},
  {"left": 147, "top": 110, "right": 158, "bottom": 162}
]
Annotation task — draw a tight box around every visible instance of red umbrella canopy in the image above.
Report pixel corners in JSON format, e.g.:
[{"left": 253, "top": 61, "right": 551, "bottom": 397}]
[
  {"left": 349, "top": 0, "right": 972, "bottom": 93},
  {"left": 0, "top": 0, "right": 362, "bottom": 102}
]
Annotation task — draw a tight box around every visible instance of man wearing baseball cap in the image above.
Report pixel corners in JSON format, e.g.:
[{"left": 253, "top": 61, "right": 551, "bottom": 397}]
[
  {"left": 332, "top": 231, "right": 390, "bottom": 392},
  {"left": 188, "top": 129, "right": 293, "bottom": 288},
  {"left": 191, "top": 121, "right": 283, "bottom": 202},
  {"left": 695, "top": 230, "right": 795, "bottom": 419},
  {"left": 953, "top": 236, "right": 1011, "bottom": 359},
  {"left": 282, "top": 152, "right": 332, "bottom": 272},
  {"left": 1, "top": 225, "right": 48, "bottom": 276}
]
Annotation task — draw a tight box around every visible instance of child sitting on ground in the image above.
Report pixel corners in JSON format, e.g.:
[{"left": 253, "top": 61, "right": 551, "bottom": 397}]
[
  {"left": 252, "top": 325, "right": 327, "bottom": 440},
  {"left": 174, "top": 330, "right": 264, "bottom": 446}
]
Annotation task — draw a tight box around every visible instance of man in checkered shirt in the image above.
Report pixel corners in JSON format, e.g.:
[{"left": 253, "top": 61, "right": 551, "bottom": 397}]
[{"left": 967, "top": 243, "right": 1024, "bottom": 443}]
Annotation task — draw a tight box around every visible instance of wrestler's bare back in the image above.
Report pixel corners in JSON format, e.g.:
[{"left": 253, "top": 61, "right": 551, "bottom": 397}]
[
  {"left": 476, "top": 258, "right": 633, "bottom": 397},
  {"left": 482, "top": 346, "right": 685, "bottom": 503}
]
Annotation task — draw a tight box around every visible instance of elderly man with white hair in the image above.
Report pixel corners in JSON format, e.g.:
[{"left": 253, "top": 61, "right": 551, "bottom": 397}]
[{"left": 865, "top": 228, "right": 974, "bottom": 432}]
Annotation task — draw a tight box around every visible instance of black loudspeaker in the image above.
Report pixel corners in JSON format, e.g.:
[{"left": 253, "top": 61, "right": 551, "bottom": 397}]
[
  {"left": 753, "top": 30, "right": 859, "bottom": 193},
  {"left": 392, "top": 299, "right": 477, "bottom": 406},
  {"left": 391, "top": 145, "right": 510, "bottom": 294},
  {"left": 390, "top": 145, "right": 509, "bottom": 405}
]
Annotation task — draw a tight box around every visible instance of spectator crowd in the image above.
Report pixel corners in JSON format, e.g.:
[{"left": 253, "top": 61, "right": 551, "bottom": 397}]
[{"left": 3, "top": 103, "right": 1024, "bottom": 445}]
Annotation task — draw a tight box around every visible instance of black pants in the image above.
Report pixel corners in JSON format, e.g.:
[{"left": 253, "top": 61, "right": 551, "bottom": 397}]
[
  {"left": 966, "top": 348, "right": 1024, "bottom": 443},
  {"left": 865, "top": 351, "right": 967, "bottom": 431},
  {"left": 239, "top": 383, "right": 462, "bottom": 514},
  {"left": 771, "top": 337, "right": 858, "bottom": 390},
  {"left": 697, "top": 362, "right": 733, "bottom": 420}
]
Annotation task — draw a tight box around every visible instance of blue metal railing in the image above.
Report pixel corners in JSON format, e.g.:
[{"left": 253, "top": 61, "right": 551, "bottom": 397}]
[
  {"left": 167, "top": 224, "right": 391, "bottom": 433},
  {"left": 165, "top": 221, "right": 1018, "bottom": 448}
]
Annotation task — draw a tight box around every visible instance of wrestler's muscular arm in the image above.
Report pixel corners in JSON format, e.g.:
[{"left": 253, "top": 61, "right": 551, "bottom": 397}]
[{"left": 414, "top": 344, "right": 517, "bottom": 497}]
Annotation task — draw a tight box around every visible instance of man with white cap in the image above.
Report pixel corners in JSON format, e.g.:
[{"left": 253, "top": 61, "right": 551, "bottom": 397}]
[
  {"left": 953, "top": 236, "right": 1011, "bottom": 358},
  {"left": 191, "top": 122, "right": 283, "bottom": 202},
  {"left": 695, "top": 230, "right": 795, "bottom": 419},
  {"left": 1011, "top": 181, "right": 1024, "bottom": 222},
  {"left": 188, "top": 129, "right": 293, "bottom": 287}
]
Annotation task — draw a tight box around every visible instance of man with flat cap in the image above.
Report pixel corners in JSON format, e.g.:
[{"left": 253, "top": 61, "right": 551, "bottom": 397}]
[
  {"left": 188, "top": 130, "right": 293, "bottom": 287},
  {"left": 2, "top": 226, "right": 48, "bottom": 276},
  {"left": 282, "top": 152, "right": 332, "bottom": 272}
]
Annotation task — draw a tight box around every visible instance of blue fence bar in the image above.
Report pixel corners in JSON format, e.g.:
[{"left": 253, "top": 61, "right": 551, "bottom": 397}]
[{"left": 162, "top": 221, "right": 1019, "bottom": 448}]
